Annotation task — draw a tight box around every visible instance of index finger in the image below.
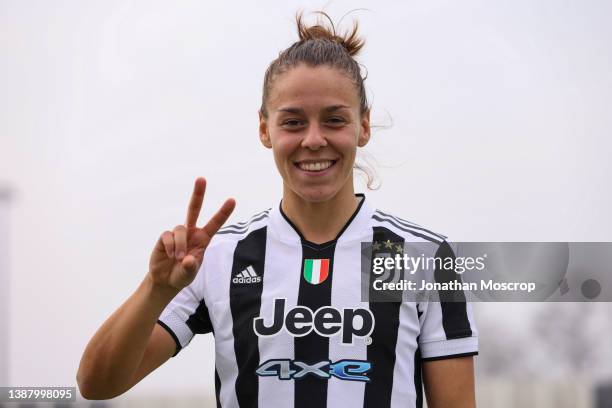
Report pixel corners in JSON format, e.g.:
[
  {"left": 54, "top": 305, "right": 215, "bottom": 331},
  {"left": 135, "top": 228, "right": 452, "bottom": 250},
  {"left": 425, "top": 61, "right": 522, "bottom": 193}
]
[
  {"left": 185, "top": 177, "right": 206, "bottom": 228},
  {"left": 201, "top": 198, "right": 236, "bottom": 238}
]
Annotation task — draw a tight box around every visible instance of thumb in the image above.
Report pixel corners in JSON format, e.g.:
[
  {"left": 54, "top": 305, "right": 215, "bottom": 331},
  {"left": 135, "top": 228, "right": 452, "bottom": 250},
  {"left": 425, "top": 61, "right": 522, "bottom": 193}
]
[{"left": 181, "top": 255, "right": 199, "bottom": 275}]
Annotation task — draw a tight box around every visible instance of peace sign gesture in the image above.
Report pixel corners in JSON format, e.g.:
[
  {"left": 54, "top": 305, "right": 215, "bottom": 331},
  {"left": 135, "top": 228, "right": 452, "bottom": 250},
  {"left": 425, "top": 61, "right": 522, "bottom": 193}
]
[{"left": 149, "top": 178, "right": 236, "bottom": 290}]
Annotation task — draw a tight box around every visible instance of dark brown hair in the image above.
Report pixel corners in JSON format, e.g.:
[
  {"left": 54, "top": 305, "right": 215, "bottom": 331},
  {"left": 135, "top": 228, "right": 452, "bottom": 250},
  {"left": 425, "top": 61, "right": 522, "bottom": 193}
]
[{"left": 259, "top": 10, "right": 369, "bottom": 118}]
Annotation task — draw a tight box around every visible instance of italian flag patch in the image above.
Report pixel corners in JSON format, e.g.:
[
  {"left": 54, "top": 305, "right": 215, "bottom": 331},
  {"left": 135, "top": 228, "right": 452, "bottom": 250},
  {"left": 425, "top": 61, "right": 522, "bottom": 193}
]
[{"left": 303, "top": 258, "right": 330, "bottom": 285}]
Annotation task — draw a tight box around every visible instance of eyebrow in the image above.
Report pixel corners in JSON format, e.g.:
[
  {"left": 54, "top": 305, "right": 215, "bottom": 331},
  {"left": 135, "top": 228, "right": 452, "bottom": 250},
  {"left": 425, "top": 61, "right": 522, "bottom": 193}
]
[{"left": 276, "top": 105, "right": 351, "bottom": 114}]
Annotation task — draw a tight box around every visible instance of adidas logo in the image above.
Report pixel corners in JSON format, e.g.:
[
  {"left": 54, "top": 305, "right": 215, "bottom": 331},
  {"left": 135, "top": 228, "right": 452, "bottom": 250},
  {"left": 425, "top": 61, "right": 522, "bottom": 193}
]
[{"left": 232, "top": 265, "right": 262, "bottom": 284}]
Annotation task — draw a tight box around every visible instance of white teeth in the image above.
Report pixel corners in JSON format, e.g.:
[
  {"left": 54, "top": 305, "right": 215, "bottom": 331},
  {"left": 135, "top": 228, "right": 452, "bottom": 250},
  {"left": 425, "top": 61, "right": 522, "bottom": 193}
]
[{"left": 298, "top": 160, "right": 333, "bottom": 172}]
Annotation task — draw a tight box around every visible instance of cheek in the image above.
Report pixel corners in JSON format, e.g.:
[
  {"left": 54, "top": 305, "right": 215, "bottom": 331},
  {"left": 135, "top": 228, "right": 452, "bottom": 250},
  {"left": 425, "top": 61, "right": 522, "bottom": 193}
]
[
  {"left": 336, "top": 132, "right": 359, "bottom": 160},
  {"left": 270, "top": 135, "right": 295, "bottom": 166}
]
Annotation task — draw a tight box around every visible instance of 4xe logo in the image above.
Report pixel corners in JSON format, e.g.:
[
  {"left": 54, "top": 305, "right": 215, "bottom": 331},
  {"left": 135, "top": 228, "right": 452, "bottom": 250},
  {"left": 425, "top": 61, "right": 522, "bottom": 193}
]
[
  {"left": 256, "top": 359, "right": 372, "bottom": 382},
  {"left": 253, "top": 298, "right": 375, "bottom": 345}
]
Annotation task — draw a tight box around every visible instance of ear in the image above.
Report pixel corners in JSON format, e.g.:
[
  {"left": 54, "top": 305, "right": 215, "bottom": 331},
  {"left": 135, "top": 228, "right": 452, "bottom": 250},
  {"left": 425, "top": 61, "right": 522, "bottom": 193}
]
[
  {"left": 259, "top": 110, "right": 272, "bottom": 149},
  {"left": 357, "top": 109, "right": 371, "bottom": 147}
]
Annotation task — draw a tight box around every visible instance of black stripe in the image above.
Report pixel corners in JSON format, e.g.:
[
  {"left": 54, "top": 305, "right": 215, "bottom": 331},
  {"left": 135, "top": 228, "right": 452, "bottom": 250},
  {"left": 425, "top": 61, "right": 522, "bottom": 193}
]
[
  {"left": 230, "top": 227, "right": 267, "bottom": 408},
  {"left": 414, "top": 310, "right": 423, "bottom": 408},
  {"left": 233, "top": 209, "right": 271, "bottom": 226},
  {"left": 218, "top": 213, "right": 270, "bottom": 235},
  {"left": 415, "top": 309, "right": 423, "bottom": 408},
  {"left": 363, "top": 226, "right": 403, "bottom": 408},
  {"left": 185, "top": 301, "right": 220, "bottom": 405},
  {"left": 375, "top": 210, "right": 447, "bottom": 240},
  {"left": 222, "top": 210, "right": 271, "bottom": 229},
  {"left": 414, "top": 346, "right": 423, "bottom": 408},
  {"left": 294, "top": 242, "right": 336, "bottom": 408},
  {"left": 434, "top": 241, "right": 473, "bottom": 339},
  {"left": 371, "top": 215, "right": 442, "bottom": 244},
  {"left": 421, "top": 351, "right": 478, "bottom": 362},
  {"left": 186, "top": 300, "right": 214, "bottom": 334},
  {"left": 156, "top": 320, "right": 182, "bottom": 357},
  {"left": 282, "top": 194, "right": 364, "bottom": 407}
]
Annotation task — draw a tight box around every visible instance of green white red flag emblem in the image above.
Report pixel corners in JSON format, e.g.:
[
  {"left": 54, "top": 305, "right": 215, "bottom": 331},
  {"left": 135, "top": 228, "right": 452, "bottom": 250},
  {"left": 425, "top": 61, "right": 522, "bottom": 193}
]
[{"left": 303, "top": 258, "right": 330, "bottom": 284}]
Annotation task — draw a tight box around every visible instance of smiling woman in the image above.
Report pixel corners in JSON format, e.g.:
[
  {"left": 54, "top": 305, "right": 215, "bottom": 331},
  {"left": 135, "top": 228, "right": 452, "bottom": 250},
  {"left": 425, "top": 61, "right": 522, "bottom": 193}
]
[
  {"left": 259, "top": 63, "right": 370, "bottom": 237},
  {"left": 77, "top": 10, "right": 478, "bottom": 408}
]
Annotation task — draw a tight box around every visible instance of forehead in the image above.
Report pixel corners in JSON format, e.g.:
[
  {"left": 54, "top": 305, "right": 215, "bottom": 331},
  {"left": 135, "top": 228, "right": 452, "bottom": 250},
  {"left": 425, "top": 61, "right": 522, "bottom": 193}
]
[{"left": 267, "top": 64, "right": 359, "bottom": 111}]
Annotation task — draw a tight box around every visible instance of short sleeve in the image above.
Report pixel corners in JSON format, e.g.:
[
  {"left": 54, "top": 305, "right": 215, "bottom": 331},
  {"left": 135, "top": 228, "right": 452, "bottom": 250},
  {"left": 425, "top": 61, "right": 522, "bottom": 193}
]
[
  {"left": 157, "top": 263, "right": 213, "bottom": 356},
  {"left": 417, "top": 240, "right": 478, "bottom": 361}
]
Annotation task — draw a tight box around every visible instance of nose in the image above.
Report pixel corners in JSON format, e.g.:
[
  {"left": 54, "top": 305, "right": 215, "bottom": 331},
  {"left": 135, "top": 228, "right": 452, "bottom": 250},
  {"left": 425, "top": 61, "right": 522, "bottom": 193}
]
[{"left": 301, "top": 123, "right": 328, "bottom": 150}]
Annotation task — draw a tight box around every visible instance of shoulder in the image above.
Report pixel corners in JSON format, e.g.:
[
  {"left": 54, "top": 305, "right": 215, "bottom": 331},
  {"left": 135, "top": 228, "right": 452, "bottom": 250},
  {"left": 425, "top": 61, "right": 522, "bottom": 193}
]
[
  {"left": 193, "top": 208, "right": 272, "bottom": 297},
  {"left": 369, "top": 207, "right": 448, "bottom": 245},
  {"left": 208, "top": 207, "right": 273, "bottom": 249}
]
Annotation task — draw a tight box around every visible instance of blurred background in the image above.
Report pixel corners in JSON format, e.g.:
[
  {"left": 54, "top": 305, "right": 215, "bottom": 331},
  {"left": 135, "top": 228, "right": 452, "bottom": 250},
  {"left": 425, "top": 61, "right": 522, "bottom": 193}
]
[{"left": 1, "top": 0, "right": 611, "bottom": 407}]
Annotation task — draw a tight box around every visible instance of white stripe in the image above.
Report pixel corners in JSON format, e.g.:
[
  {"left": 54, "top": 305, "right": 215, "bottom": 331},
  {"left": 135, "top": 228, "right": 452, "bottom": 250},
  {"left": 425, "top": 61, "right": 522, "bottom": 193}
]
[
  {"left": 420, "top": 336, "right": 478, "bottom": 359},
  {"left": 158, "top": 309, "right": 194, "bottom": 348},
  {"left": 326, "top": 243, "right": 367, "bottom": 406},
  {"left": 390, "top": 302, "right": 420, "bottom": 407},
  {"left": 312, "top": 259, "right": 321, "bottom": 284},
  {"left": 392, "top": 242, "right": 438, "bottom": 407},
  {"left": 205, "top": 240, "right": 241, "bottom": 408},
  {"left": 247, "top": 265, "right": 257, "bottom": 277},
  {"left": 258, "top": 235, "right": 301, "bottom": 407}
]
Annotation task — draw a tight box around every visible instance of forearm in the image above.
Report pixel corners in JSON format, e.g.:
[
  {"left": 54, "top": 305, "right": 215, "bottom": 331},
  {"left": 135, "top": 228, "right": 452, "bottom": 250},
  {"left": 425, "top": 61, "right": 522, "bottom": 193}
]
[
  {"left": 423, "top": 356, "right": 476, "bottom": 408},
  {"left": 77, "top": 276, "right": 178, "bottom": 399}
]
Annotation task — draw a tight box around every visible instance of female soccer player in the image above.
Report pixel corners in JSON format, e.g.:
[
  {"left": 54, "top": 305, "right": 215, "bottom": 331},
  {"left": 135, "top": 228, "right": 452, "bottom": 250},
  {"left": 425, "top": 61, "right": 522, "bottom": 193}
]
[{"left": 77, "top": 12, "right": 478, "bottom": 408}]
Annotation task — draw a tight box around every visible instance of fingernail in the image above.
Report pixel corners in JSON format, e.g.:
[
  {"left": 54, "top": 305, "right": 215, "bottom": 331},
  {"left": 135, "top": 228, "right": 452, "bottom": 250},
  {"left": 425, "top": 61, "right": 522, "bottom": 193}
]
[{"left": 177, "top": 251, "right": 185, "bottom": 259}]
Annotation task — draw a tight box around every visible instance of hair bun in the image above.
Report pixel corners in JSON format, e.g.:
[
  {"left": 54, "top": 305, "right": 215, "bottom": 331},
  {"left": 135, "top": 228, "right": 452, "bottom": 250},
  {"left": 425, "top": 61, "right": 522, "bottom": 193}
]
[{"left": 296, "top": 11, "right": 365, "bottom": 57}]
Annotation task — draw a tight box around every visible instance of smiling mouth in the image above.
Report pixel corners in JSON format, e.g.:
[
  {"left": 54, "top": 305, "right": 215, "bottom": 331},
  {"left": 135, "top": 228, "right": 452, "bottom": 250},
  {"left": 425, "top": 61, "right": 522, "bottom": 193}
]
[{"left": 294, "top": 160, "right": 338, "bottom": 172}]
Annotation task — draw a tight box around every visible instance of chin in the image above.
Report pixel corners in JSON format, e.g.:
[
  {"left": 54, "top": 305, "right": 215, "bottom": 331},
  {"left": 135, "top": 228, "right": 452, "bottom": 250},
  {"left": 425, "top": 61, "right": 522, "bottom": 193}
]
[{"left": 293, "top": 185, "right": 340, "bottom": 203}]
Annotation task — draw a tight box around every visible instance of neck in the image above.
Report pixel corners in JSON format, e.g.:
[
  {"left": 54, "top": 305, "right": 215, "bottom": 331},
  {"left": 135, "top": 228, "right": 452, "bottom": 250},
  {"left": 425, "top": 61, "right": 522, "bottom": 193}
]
[{"left": 281, "top": 181, "right": 360, "bottom": 244}]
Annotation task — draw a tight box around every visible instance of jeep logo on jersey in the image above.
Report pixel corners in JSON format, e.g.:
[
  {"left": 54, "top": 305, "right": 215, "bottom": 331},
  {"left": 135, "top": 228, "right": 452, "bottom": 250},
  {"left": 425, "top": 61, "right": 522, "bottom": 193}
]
[
  {"left": 232, "top": 265, "right": 261, "bottom": 284},
  {"left": 253, "top": 298, "right": 375, "bottom": 345}
]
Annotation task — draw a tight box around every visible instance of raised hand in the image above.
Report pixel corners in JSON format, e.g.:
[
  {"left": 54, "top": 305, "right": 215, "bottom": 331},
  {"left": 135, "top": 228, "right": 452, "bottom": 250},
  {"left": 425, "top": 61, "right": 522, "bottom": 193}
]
[{"left": 149, "top": 177, "right": 235, "bottom": 290}]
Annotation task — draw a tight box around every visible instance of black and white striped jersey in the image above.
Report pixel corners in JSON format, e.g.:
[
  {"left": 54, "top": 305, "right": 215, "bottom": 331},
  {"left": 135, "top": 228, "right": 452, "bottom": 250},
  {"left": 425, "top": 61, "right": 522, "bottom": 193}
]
[{"left": 157, "top": 194, "right": 478, "bottom": 408}]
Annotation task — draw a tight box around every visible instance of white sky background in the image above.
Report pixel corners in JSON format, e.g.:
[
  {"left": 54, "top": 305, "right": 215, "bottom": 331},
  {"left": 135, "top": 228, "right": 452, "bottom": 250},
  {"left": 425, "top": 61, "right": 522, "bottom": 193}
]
[{"left": 1, "top": 0, "right": 611, "bottom": 400}]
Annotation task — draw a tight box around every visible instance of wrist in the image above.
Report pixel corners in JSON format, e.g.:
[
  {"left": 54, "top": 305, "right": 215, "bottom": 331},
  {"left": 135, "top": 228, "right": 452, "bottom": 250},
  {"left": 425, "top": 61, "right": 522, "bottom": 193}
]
[{"left": 141, "top": 275, "right": 181, "bottom": 305}]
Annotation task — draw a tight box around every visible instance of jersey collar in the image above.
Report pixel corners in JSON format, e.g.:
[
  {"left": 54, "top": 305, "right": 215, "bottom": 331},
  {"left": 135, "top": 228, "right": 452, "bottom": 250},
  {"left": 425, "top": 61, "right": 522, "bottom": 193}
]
[{"left": 269, "top": 193, "right": 374, "bottom": 247}]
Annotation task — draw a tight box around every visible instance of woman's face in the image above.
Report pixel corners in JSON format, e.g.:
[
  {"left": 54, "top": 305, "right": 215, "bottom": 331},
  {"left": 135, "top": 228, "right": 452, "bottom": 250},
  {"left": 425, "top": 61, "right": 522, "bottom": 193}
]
[{"left": 259, "top": 64, "right": 370, "bottom": 203}]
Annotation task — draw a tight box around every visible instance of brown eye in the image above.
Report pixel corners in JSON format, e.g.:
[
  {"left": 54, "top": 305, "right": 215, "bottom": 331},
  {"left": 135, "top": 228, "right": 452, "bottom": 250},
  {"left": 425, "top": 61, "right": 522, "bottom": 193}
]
[
  {"left": 327, "top": 117, "right": 346, "bottom": 125},
  {"left": 282, "top": 119, "right": 304, "bottom": 127}
]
